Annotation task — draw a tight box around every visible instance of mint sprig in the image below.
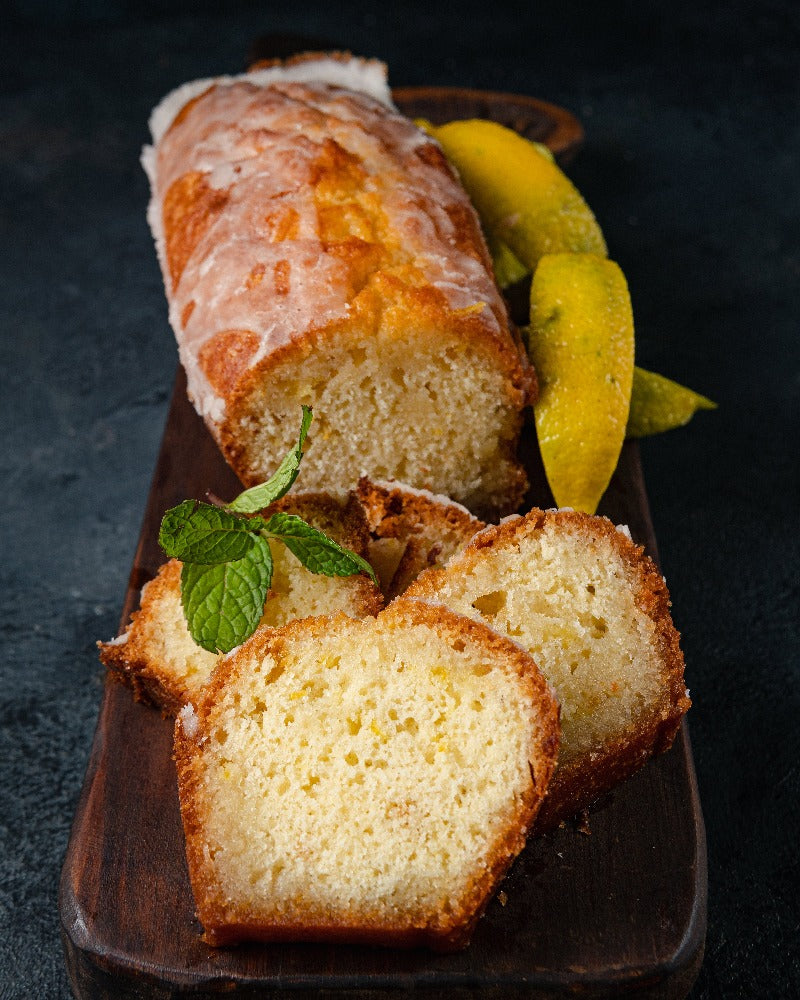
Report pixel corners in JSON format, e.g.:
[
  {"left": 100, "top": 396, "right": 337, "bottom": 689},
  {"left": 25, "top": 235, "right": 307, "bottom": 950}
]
[
  {"left": 227, "top": 405, "right": 313, "bottom": 514},
  {"left": 180, "top": 534, "right": 273, "bottom": 654},
  {"left": 158, "top": 407, "right": 378, "bottom": 654},
  {"left": 263, "top": 512, "right": 377, "bottom": 579},
  {"left": 159, "top": 501, "right": 258, "bottom": 563}
]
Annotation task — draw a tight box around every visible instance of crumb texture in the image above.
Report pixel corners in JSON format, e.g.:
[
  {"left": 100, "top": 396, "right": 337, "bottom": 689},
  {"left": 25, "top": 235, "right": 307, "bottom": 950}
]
[
  {"left": 404, "top": 509, "right": 689, "bottom": 825},
  {"left": 175, "top": 600, "right": 558, "bottom": 946}
]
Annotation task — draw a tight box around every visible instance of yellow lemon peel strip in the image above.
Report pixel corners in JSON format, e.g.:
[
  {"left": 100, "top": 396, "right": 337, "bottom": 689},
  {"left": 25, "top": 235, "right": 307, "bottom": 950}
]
[
  {"left": 527, "top": 253, "right": 634, "bottom": 514},
  {"left": 486, "top": 233, "right": 529, "bottom": 289},
  {"left": 627, "top": 367, "right": 716, "bottom": 438},
  {"left": 429, "top": 118, "right": 607, "bottom": 272}
]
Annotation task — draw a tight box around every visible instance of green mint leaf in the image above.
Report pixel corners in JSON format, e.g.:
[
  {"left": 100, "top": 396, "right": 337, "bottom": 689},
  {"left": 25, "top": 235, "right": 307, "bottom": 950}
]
[
  {"left": 180, "top": 533, "right": 273, "bottom": 653},
  {"left": 264, "top": 512, "right": 378, "bottom": 585},
  {"left": 159, "top": 500, "right": 257, "bottom": 564},
  {"left": 227, "top": 406, "right": 313, "bottom": 514}
]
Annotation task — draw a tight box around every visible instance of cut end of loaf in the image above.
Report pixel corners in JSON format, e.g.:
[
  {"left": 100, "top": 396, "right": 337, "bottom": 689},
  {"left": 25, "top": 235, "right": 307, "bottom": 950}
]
[
  {"left": 222, "top": 327, "right": 529, "bottom": 520},
  {"left": 174, "top": 599, "right": 559, "bottom": 949}
]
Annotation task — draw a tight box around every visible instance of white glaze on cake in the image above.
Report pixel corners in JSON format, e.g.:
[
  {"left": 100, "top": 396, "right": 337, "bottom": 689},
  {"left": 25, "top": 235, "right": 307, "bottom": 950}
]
[{"left": 141, "top": 55, "right": 510, "bottom": 428}]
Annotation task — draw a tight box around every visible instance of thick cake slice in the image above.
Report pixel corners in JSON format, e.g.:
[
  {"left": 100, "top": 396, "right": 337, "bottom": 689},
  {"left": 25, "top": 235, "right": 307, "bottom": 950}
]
[
  {"left": 99, "top": 492, "right": 382, "bottom": 715},
  {"left": 356, "top": 477, "right": 485, "bottom": 599},
  {"left": 174, "top": 598, "right": 559, "bottom": 950},
  {"left": 403, "top": 508, "right": 690, "bottom": 830}
]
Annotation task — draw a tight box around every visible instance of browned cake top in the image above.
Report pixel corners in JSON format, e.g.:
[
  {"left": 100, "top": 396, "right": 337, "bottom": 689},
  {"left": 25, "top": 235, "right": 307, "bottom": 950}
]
[{"left": 143, "top": 56, "right": 517, "bottom": 427}]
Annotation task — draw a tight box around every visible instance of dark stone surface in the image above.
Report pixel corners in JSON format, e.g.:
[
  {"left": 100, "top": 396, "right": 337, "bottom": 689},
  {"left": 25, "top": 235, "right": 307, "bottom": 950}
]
[{"left": 1, "top": 2, "right": 797, "bottom": 997}]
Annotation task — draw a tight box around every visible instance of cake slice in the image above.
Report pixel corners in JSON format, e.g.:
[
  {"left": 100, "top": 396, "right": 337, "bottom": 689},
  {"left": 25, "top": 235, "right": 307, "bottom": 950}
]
[
  {"left": 174, "top": 598, "right": 559, "bottom": 950},
  {"left": 403, "top": 508, "right": 690, "bottom": 831},
  {"left": 356, "top": 477, "right": 485, "bottom": 599},
  {"left": 99, "top": 492, "right": 383, "bottom": 715}
]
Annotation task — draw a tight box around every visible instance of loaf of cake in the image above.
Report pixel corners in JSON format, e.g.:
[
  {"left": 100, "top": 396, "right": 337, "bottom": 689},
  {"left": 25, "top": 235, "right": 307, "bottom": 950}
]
[
  {"left": 98, "top": 492, "right": 382, "bottom": 715},
  {"left": 356, "top": 477, "right": 485, "bottom": 599},
  {"left": 403, "top": 508, "right": 690, "bottom": 830},
  {"left": 142, "top": 53, "right": 535, "bottom": 519},
  {"left": 174, "top": 598, "right": 559, "bottom": 949}
]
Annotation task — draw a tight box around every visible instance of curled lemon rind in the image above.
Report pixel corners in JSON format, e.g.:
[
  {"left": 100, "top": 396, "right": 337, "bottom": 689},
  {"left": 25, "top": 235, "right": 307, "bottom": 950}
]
[{"left": 527, "top": 253, "right": 634, "bottom": 514}]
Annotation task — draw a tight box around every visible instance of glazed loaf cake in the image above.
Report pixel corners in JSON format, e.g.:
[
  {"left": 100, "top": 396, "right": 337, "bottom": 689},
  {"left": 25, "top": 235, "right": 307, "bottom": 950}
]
[
  {"left": 142, "top": 54, "right": 535, "bottom": 519},
  {"left": 98, "top": 492, "right": 382, "bottom": 715},
  {"left": 174, "top": 598, "right": 559, "bottom": 950},
  {"left": 403, "top": 508, "right": 690, "bottom": 830}
]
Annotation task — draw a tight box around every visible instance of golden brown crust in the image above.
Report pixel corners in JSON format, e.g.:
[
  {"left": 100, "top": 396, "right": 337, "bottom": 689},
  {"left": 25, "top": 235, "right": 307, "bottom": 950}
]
[
  {"left": 198, "top": 329, "right": 261, "bottom": 399},
  {"left": 357, "top": 477, "right": 485, "bottom": 543},
  {"left": 174, "top": 598, "right": 559, "bottom": 950},
  {"left": 356, "top": 477, "right": 485, "bottom": 599},
  {"left": 98, "top": 559, "right": 189, "bottom": 716},
  {"left": 267, "top": 489, "right": 375, "bottom": 557},
  {"left": 162, "top": 170, "right": 229, "bottom": 292},
  {"left": 404, "top": 508, "right": 690, "bottom": 832},
  {"left": 532, "top": 706, "right": 685, "bottom": 833}
]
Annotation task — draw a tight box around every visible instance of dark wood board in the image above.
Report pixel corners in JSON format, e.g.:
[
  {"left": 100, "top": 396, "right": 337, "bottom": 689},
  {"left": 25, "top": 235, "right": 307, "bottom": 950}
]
[{"left": 59, "top": 87, "right": 707, "bottom": 999}]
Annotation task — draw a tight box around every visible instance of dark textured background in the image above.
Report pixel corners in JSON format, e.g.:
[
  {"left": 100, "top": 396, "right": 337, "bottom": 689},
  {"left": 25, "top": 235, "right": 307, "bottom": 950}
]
[{"left": 1, "top": 1, "right": 798, "bottom": 997}]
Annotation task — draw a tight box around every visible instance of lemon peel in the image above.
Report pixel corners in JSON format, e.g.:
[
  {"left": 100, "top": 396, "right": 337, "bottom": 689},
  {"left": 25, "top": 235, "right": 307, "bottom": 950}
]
[
  {"left": 627, "top": 367, "right": 716, "bottom": 438},
  {"left": 428, "top": 118, "right": 607, "bottom": 272},
  {"left": 486, "top": 233, "right": 529, "bottom": 289},
  {"left": 526, "top": 253, "right": 634, "bottom": 514}
]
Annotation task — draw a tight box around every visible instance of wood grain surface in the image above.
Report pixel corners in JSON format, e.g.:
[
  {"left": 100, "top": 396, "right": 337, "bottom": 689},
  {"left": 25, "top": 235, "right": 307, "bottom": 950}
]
[{"left": 59, "top": 87, "right": 706, "bottom": 999}]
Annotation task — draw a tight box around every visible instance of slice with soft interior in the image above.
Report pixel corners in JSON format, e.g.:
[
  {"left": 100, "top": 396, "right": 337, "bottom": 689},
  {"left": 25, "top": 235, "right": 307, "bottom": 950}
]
[
  {"left": 174, "top": 598, "right": 559, "bottom": 949},
  {"left": 403, "top": 507, "right": 690, "bottom": 830}
]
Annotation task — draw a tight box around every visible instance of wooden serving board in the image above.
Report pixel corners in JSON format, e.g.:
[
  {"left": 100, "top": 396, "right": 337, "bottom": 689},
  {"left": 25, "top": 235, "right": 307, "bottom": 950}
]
[{"left": 59, "top": 88, "right": 706, "bottom": 999}]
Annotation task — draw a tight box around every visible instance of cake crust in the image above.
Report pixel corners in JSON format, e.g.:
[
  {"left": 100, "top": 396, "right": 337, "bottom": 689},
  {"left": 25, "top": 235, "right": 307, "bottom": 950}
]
[{"left": 356, "top": 477, "right": 485, "bottom": 598}]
